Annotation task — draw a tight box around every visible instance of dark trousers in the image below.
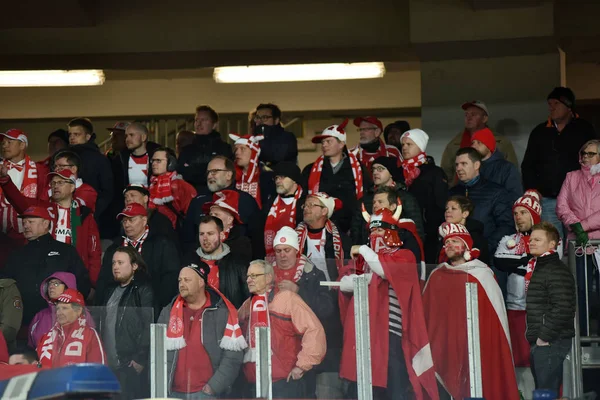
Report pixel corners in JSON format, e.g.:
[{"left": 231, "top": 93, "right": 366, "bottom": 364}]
[
  {"left": 271, "top": 377, "right": 307, "bottom": 399},
  {"left": 530, "top": 338, "right": 572, "bottom": 393},
  {"left": 346, "top": 334, "right": 412, "bottom": 400},
  {"left": 576, "top": 254, "right": 600, "bottom": 335},
  {"left": 114, "top": 365, "right": 148, "bottom": 400}
]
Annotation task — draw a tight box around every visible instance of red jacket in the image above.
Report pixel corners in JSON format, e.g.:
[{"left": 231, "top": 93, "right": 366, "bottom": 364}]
[
  {"left": 150, "top": 178, "right": 197, "bottom": 229},
  {"left": 37, "top": 317, "right": 105, "bottom": 368},
  {"left": 0, "top": 177, "right": 101, "bottom": 285}
]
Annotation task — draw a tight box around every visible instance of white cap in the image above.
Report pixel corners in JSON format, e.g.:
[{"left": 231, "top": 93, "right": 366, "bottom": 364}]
[
  {"left": 400, "top": 129, "right": 429, "bottom": 153},
  {"left": 461, "top": 100, "right": 490, "bottom": 116},
  {"left": 273, "top": 226, "right": 299, "bottom": 251},
  {"left": 311, "top": 119, "right": 349, "bottom": 144},
  {"left": 308, "top": 192, "right": 342, "bottom": 219}
]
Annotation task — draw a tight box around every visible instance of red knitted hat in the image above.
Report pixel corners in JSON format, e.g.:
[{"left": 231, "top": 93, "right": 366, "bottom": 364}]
[
  {"left": 439, "top": 222, "right": 480, "bottom": 261},
  {"left": 513, "top": 189, "right": 542, "bottom": 226},
  {"left": 471, "top": 127, "right": 496, "bottom": 153}
]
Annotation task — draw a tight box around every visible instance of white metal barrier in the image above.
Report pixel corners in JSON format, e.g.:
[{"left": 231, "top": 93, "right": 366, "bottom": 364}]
[
  {"left": 150, "top": 323, "right": 168, "bottom": 398},
  {"left": 466, "top": 282, "right": 483, "bottom": 397},
  {"left": 255, "top": 326, "right": 273, "bottom": 399}
]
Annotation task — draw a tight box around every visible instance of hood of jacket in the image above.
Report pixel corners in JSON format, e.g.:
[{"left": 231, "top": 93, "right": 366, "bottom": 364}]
[
  {"left": 40, "top": 272, "right": 77, "bottom": 304},
  {"left": 484, "top": 149, "right": 505, "bottom": 164}
]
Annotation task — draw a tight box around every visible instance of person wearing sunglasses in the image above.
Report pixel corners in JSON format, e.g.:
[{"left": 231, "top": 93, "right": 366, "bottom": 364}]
[{"left": 557, "top": 139, "right": 600, "bottom": 334}]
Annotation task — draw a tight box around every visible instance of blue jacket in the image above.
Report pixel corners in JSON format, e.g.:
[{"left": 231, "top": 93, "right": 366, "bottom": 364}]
[
  {"left": 449, "top": 176, "right": 515, "bottom": 253},
  {"left": 480, "top": 150, "right": 522, "bottom": 204}
]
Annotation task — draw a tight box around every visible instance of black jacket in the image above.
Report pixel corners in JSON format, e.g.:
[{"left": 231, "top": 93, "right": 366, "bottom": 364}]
[
  {"left": 177, "top": 131, "right": 233, "bottom": 192},
  {"left": 437, "top": 217, "right": 490, "bottom": 265},
  {"left": 449, "top": 176, "right": 514, "bottom": 254},
  {"left": 406, "top": 162, "right": 448, "bottom": 263},
  {"left": 224, "top": 225, "right": 253, "bottom": 262},
  {"left": 254, "top": 124, "right": 298, "bottom": 167},
  {"left": 2, "top": 234, "right": 91, "bottom": 325},
  {"left": 522, "top": 116, "right": 596, "bottom": 198},
  {"left": 525, "top": 252, "right": 576, "bottom": 343},
  {"left": 182, "top": 247, "right": 250, "bottom": 309},
  {"left": 302, "top": 155, "right": 372, "bottom": 234},
  {"left": 69, "top": 137, "right": 114, "bottom": 219},
  {"left": 182, "top": 184, "right": 260, "bottom": 254},
  {"left": 97, "top": 271, "right": 155, "bottom": 366},
  {"left": 96, "top": 231, "right": 181, "bottom": 309},
  {"left": 350, "top": 183, "right": 424, "bottom": 245}
]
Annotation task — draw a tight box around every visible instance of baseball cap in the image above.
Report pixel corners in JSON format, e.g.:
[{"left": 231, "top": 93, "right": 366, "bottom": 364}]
[
  {"left": 18, "top": 206, "right": 51, "bottom": 220},
  {"left": 0, "top": 129, "right": 28, "bottom": 146},
  {"left": 123, "top": 184, "right": 150, "bottom": 197},
  {"left": 117, "top": 203, "right": 147, "bottom": 220},
  {"left": 106, "top": 122, "right": 130, "bottom": 132},
  {"left": 47, "top": 169, "right": 77, "bottom": 184},
  {"left": 56, "top": 288, "right": 86, "bottom": 307},
  {"left": 461, "top": 101, "right": 489, "bottom": 116},
  {"left": 353, "top": 116, "right": 383, "bottom": 131},
  {"left": 312, "top": 119, "right": 349, "bottom": 144}
]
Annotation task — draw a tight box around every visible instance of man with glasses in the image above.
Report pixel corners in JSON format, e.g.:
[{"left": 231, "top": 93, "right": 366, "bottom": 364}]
[
  {"left": 182, "top": 156, "right": 261, "bottom": 256},
  {"left": 95, "top": 203, "right": 180, "bottom": 309},
  {"left": 251, "top": 103, "right": 298, "bottom": 167},
  {"left": 177, "top": 105, "right": 233, "bottom": 192},
  {"left": 239, "top": 259, "right": 326, "bottom": 398},
  {"left": 350, "top": 116, "right": 401, "bottom": 174},
  {"left": 522, "top": 87, "right": 596, "bottom": 239},
  {"left": 0, "top": 166, "right": 101, "bottom": 287}
]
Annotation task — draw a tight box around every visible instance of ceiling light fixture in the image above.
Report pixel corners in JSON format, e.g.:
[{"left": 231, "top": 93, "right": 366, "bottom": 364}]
[
  {"left": 0, "top": 70, "right": 106, "bottom": 87},
  {"left": 213, "top": 62, "right": 386, "bottom": 83}
]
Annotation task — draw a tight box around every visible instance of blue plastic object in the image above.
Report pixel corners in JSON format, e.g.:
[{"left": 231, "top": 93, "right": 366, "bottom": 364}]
[
  {"left": 532, "top": 389, "right": 558, "bottom": 399},
  {"left": 0, "top": 364, "right": 120, "bottom": 399}
]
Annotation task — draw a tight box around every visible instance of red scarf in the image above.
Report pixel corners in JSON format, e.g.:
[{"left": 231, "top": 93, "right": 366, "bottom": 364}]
[
  {"left": 525, "top": 250, "right": 556, "bottom": 292},
  {"left": 0, "top": 156, "right": 40, "bottom": 237},
  {"left": 274, "top": 257, "right": 306, "bottom": 284},
  {"left": 264, "top": 187, "right": 303, "bottom": 258},
  {"left": 166, "top": 289, "right": 247, "bottom": 352},
  {"left": 401, "top": 151, "right": 427, "bottom": 187},
  {"left": 233, "top": 134, "right": 264, "bottom": 208},
  {"left": 350, "top": 139, "right": 401, "bottom": 173},
  {"left": 296, "top": 220, "right": 344, "bottom": 273},
  {"left": 308, "top": 153, "right": 363, "bottom": 199},
  {"left": 38, "top": 316, "right": 91, "bottom": 368},
  {"left": 150, "top": 171, "right": 180, "bottom": 205},
  {"left": 507, "top": 233, "right": 530, "bottom": 255},
  {"left": 122, "top": 226, "right": 149, "bottom": 253},
  {"left": 243, "top": 292, "right": 271, "bottom": 363}
]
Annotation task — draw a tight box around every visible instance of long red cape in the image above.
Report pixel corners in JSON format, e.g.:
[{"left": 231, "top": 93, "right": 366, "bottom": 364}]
[
  {"left": 339, "top": 249, "right": 439, "bottom": 400},
  {"left": 422, "top": 260, "right": 519, "bottom": 400}
]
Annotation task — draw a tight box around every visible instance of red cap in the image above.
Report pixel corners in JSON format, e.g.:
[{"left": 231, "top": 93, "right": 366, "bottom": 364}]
[
  {"left": 202, "top": 190, "right": 242, "bottom": 223},
  {"left": 471, "top": 127, "right": 496, "bottom": 153},
  {"left": 117, "top": 203, "right": 147, "bottom": 220},
  {"left": 353, "top": 116, "right": 383, "bottom": 131},
  {"left": 56, "top": 288, "right": 85, "bottom": 307},
  {"left": 48, "top": 169, "right": 77, "bottom": 184},
  {"left": 0, "top": 129, "right": 28, "bottom": 146},
  {"left": 18, "top": 206, "right": 51, "bottom": 220},
  {"left": 106, "top": 122, "right": 130, "bottom": 132}
]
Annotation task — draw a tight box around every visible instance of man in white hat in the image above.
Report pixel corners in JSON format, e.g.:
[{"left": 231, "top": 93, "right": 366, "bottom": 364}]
[
  {"left": 296, "top": 192, "right": 350, "bottom": 283},
  {"left": 272, "top": 226, "right": 342, "bottom": 398},
  {"left": 400, "top": 128, "right": 448, "bottom": 263},
  {"left": 302, "top": 119, "right": 371, "bottom": 233}
]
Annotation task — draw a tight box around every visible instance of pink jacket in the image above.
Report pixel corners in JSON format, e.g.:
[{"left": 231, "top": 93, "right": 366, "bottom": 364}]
[{"left": 556, "top": 164, "right": 600, "bottom": 240}]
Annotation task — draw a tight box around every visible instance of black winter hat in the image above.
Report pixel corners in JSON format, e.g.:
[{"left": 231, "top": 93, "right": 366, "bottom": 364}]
[
  {"left": 547, "top": 87, "right": 575, "bottom": 109},
  {"left": 372, "top": 156, "right": 404, "bottom": 184},
  {"left": 48, "top": 129, "right": 69, "bottom": 145},
  {"left": 383, "top": 120, "right": 411, "bottom": 144},
  {"left": 273, "top": 161, "right": 302, "bottom": 185}
]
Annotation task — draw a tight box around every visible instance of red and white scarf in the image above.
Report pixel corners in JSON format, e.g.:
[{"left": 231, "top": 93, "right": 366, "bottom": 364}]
[
  {"left": 243, "top": 292, "right": 271, "bottom": 363},
  {"left": 401, "top": 151, "right": 427, "bottom": 187},
  {"left": 525, "top": 250, "right": 556, "bottom": 292},
  {"left": 274, "top": 257, "right": 307, "bottom": 284},
  {"left": 166, "top": 288, "right": 247, "bottom": 352},
  {"left": 122, "top": 226, "right": 149, "bottom": 253},
  {"left": 308, "top": 153, "right": 363, "bottom": 199},
  {"left": 0, "top": 156, "right": 39, "bottom": 236},
  {"left": 264, "top": 187, "right": 303, "bottom": 257},
  {"left": 234, "top": 135, "right": 264, "bottom": 209},
  {"left": 296, "top": 220, "right": 344, "bottom": 273},
  {"left": 150, "top": 171, "right": 183, "bottom": 205},
  {"left": 351, "top": 139, "right": 401, "bottom": 172},
  {"left": 38, "top": 316, "right": 89, "bottom": 368},
  {"left": 507, "top": 232, "right": 530, "bottom": 255}
]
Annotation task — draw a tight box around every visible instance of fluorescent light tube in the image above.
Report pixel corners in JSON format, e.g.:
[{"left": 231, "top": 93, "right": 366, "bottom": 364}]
[
  {"left": 0, "top": 70, "right": 105, "bottom": 87},
  {"left": 213, "top": 62, "right": 385, "bottom": 83}
]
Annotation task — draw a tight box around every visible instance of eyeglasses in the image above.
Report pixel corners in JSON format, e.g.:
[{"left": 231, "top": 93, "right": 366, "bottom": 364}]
[
  {"left": 151, "top": 159, "right": 166, "bottom": 164},
  {"left": 50, "top": 180, "right": 71, "bottom": 187},
  {"left": 48, "top": 281, "right": 64, "bottom": 287},
  {"left": 253, "top": 115, "right": 273, "bottom": 122},
  {"left": 581, "top": 151, "right": 599, "bottom": 158},
  {"left": 246, "top": 273, "right": 266, "bottom": 280},
  {"left": 206, "top": 169, "right": 228, "bottom": 176},
  {"left": 301, "top": 203, "right": 325, "bottom": 210},
  {"left": 372, "top": 166, "right": 387, "bottom": 173}
]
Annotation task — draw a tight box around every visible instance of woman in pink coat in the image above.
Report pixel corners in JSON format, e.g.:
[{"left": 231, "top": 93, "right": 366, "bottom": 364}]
[{"left": 556, "top": 139, "right": 600, "bottom": 334}]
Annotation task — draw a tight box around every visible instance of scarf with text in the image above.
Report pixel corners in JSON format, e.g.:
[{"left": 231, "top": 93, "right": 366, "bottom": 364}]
[
  {"left": 525, "top": 250, "right": 556, "bottom": 292},
  {"left": 150, "top": 171, "right": 182, "bottom": 205},
  {"left": 0, "top": 156, "right": 40, "bottom": 235},
  {"left": 308, "top": 153, "right": 363, "bottom": 200},
  {"left": 296, "top": 220, "right": 344, "bottom": 273},
  {"left": 274, "top": 256, "right": 307, "bottom": 284},
  {"left": 38, "top": 315, "right": 88, "bottom": 368},
  {"left": 122, "top": 226, "right": 149, "bottom": 253},
  {"left": 243, "top": 292, "right": 271, "bottom": 363},
  {"left": 53, "top": 201, "right": 82, "bottom": 248},
  {"left": 166, "top": 288, "right": 247, "bottom": 351},
  {"left": 233, "top": 135, "right": 264, "bottom": 209},
  {"left": 507, "top": 232, "right": 530, "bottom": 255},
  {"left": 264, "top": 187, "right": 303, "bottom": 257},
  {"left": 401, "top": 151, "right": 427, "bottom": 187}
]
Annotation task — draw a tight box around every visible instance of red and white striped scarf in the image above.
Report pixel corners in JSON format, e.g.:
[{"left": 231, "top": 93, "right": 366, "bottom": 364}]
[
  {"left": 307, "top": 153, "right": 363, "bottom": 199},
  {"left": 274, "top": 257, "right": 307, "bottom": 284},
  {"left": 0, "top": 156, "right": 40, "bottom": 237},
  {"left": 234, "top": 134, "right": 264, "bottom": 208},
  {"left": 38, "top": 315, "right": 91, "bottom": 368},
  {"left": 150, "top": 171, "right": 180, "bottom": 205},
  {"left": 122, "top": 226, "right": 149, "bottom": 253},
  {"left": 525, "top": 250, "right": 556, "bottom": 292},
  {"left": 166, "top": 289, "right": 247, "bottom": 351},
  {"left": 401, "top": 151, "right": 427, "bottom": 187},
  {"left": 350, "top": 139, "right": 401, "bottom": 173},
  {"left": 296, "top": 220, "right": 344, "bottom": 273},
  {"left": 243, "top": 291, "right": 271, "bottom": 363},
  {"left": 264, "top": 187, "right": 303, "bottom": 258}
]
